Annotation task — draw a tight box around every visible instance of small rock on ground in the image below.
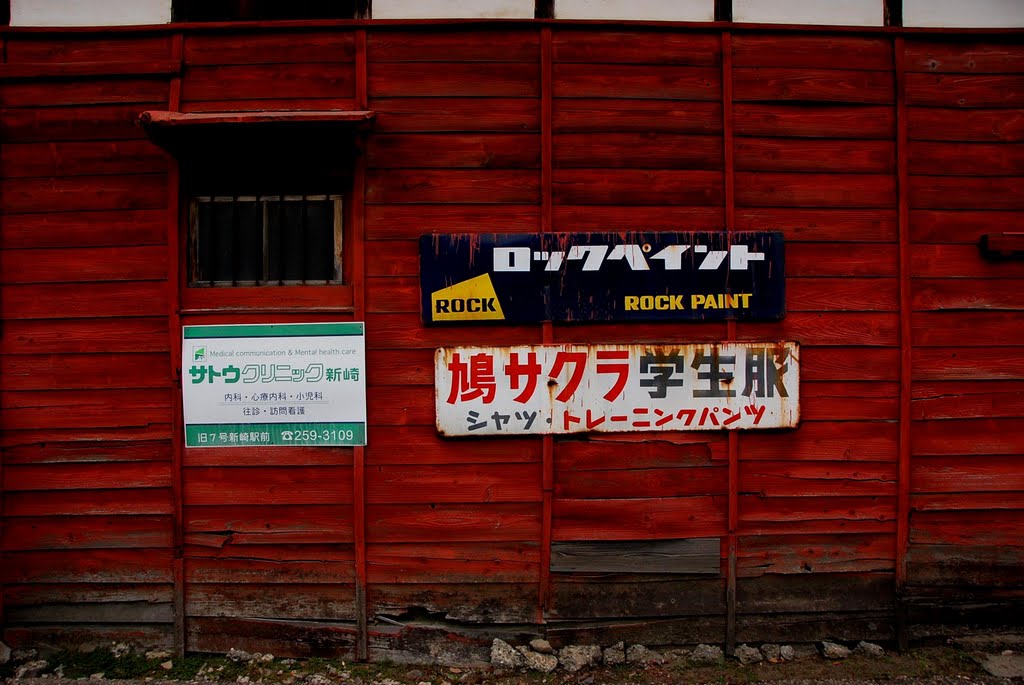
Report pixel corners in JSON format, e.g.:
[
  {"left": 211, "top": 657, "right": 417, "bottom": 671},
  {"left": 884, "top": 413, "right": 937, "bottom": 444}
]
[
  {"left": 626, "top": 645, "right": 663, "bottom": 665},
  {"left": 735, "top": 644, "right": 764, "bottom": 666},
  {"left": 780, "top": 645, "right": 796, "bottom": 661},
  {"left": 822, "top": 641, "right": 852, "bottom": 660},
  {"left": 14, "top": 660, "right": 49, "bottom": 679},
  {"left": 0, "top": 641, "right": 11, "bottom": 665},
  {"left": 854, "top": 641, "right": 885, "bottom": 657},
  {"left": 522, "top": 651, "right": 558, "bottom": 673},
  {"left": 529, "top": 639, "right": 554, "bottom": 655},
  {"left": 559, "top": 645, "right": 602, "bottom": 672},
  {"left": 603, "top": 642, "right": 625, "bottom": 666},
  {"left": 489, "top": 639, "right": 523, "bottom": 670},
  {"left": 690, "top": 644, "right": 725, "bottom": 663},
  {"left": 980, "top": 654, "right": 1024, "bottom": 679},
  {"left": 11, "top": 649, "right": 38, "bottom": 664},
  {"left": 761, "top": 644, "right": 781, "bottom": 662}
]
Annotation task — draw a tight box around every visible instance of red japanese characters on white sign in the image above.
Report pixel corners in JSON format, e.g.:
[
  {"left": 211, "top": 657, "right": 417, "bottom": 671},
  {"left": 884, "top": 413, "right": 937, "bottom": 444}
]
[{"left": 435, "top": 342, "right": 799, "bottom": 436}]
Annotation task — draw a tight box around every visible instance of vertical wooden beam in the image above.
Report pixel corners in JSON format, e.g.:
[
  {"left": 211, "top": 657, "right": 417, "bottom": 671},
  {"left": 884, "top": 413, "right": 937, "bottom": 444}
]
[
  {"left": 539, "top": 25, "right": 555, "bottom": 619},
  {"left": 166, "top": 31, "right": 186, "bottom": 659},
  {"left": 894, "top": 34, "right": 912, "bottom": 653},
  {"left": 353, "top": 27, "right": 370, "bottom": 663},
  {"left": 721, "top": 30, "right": 739, "bottom": 656}
]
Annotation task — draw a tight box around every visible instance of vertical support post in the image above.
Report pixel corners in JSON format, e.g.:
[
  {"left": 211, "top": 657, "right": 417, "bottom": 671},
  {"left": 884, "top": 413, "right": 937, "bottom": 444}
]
[
  {"left": 353, "top": 27, "right": 370, "bottom": 663},
  {"left": 538, "top": 26, "right": 555, "bottom": 620},
  {"left": 721, "top": 30, "right": 739, "bottom": 656},
  {"left": 894, "top": 35, "right": 912, "bottom": 653},
  {"left": 166, "top": 31, "right": 187, "bottom": 659}
]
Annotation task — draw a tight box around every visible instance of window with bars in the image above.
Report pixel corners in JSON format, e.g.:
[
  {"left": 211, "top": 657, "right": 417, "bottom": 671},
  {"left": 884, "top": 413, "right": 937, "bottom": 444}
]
[{"left": 189, "top": 194, "right": 343, "bottom": 287}]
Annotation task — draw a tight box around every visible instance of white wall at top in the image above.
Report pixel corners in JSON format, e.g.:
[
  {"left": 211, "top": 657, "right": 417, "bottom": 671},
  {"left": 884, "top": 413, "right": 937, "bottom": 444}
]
[
  {"left": 904, "top": 0, "right": 1024, "bottom": 27},
  {"left": 10, "top": 0, "right": 171, "bottom": 26},
  {"left": 555, "top": 0, "right": 715, "bottom": 21},
  {"left": 372, "top": 0, "right": 535, "bottom": 18},
  {"left": 733, "top": 0, "right": 883, "bottom": 26}
]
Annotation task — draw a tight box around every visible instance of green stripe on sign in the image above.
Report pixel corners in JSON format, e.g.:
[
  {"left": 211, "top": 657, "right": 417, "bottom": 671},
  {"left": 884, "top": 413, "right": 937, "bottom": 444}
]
[
  {"left": 184, "top": 322, "right": 364, "bottom": 339},
  {"left": 185, "top": 422, "right": 366, "bottom": 447}
]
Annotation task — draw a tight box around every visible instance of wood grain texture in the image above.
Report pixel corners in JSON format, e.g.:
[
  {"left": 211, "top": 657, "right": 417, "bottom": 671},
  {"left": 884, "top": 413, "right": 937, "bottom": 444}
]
[
  {"left": 370, "top": 63, "right": 539, "bottom": 98},
  {"left": 185, "top": 31, "right": 356, "bottom": 66},
  {"left": 905, "top": 74, "right": 1024, "bottom": 108},
  {"left": 908, "top": 108, "right": 1024, "bottom": 142},
  {"left": 904, "top": 40, "right": 1024, "bottom": 74},
  {"left": 182, "top": 63, "right": 355, "bottom": 102},
  {"left": 553, "top": 30, "right": 720, "bottom": 66},
  {"left": 554, "top": 99, "right": 721, "bottom": 134},
  {"left": 733, "top": 68, "right": 893, "bottom": 104},
  {"left": 734, "top": 104, "right": 894, "bottom": 139},
  {"left": 550, "top": 538, "right": 720, "bottom": 574},
  {"left": 369, "top": 30, "right": 538, "bottom": 63},
  {"left": 732, "top": 36, "right": 892, "bottom": 71},
  {"left": 555, "top": 64, "right": 720, "bottom": 100}
]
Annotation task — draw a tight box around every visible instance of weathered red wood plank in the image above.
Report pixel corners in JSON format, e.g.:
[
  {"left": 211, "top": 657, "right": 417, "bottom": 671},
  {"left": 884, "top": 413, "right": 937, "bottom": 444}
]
[
  {"left": 1, "top": 319, "right": 169, "bottom": 355},
  {"left": 4, "top": 582, "right": 172, "bottom": 606},
  {"left": 554, "top": 99, "right": 721, "bottom": 134},
  {"left": 5, "top": 35, "right": 173, "bottom": 64},
  {"left": 913, "top": 279, "right": 1024, "bottom": 310},
  {"left": 1, "top": 140, "right": 168, "bottom": 178},
  {"left": 3, "top": 440, "right": 172, "bottom": 465},
  {"left": 369, "top": 30, "right": 538, "bottom": 62},
  {"left": 369, "top": 582, "right": 536, "bottom": 623},
  {"left": 909, "top": 141, "right": 1024, "bottom": 176},
  {"left": 550, "top": 320, "right": 727, "bottom": 344},
  {"left": 739, "top": 497, "right": 897, "bottom": 535},
  {"left": 735, "top": 172, "right": 896, "bottom": 208},
  {"left": 4, "top": 488, "right": 173, "bottom": 516},
  {"left": 554, "top": 64, "right": 720, "bottom": 100},
  {"left": 904, "top": 40, "right": 1024, "bottom": 74},
  {"left": 801, "top": 347, "right": 899, "bottom": 381},
  {"left": 184, "top": 467, "right": 354, "bottom": 506},
  {"left": 1, "top": 209, "right": 166, "bottom": 249},
  {"left": 740, "top": 312, "right": 899, "bottom": 346},
  {"left": 183, "top": 446, "right": 353, "bottom": 468},
  {"left": 740, "top": 422, "right": 898, "bottom": 461},
  {"left": 187, "top": 583, "right": 356, "bottom": 620},
  {"left": 905, "top": 74, "right": 1024, "bottom": 108},
  {"left": 366, "top": 205, "right": 539, "bottom": 239},
  {"left": 735, "top": 138, "right": 894, "bottom": 174},
  {"left": 367, "top": 133, "right": 540, "bottom": 169},
  {"left": 185, "top": 505, "right": 353, "bottom": 544},
  {"left": 371, "top": 97, "right": 539, "bottom": 132},
  {"left": 735, "top": 208, "right": 898, "bottom": 242},
  {"left": 368, "top": 541, "right": 538, "bottom": 583},
  {"left": 0, "top": 79, "right": 169, "bottom": 107},
  {"left": 732, "top": 35, "right": 892, "bottom": 71},
  {"left": 552, "top": 205, "right": 724, "bottom": 231},
  {"left": 737, "top": 573, "right": 895, "bottom": 613},
  {"left": 554, "top": 466, "right": 726, "bottom": 499},
  {"left": 182, "top": 63, "right": 355, "bottom": 102},
  {"left": 365, "top": 313, "right": 541, "bottom": 349},
  {"left": 366, "top": 464, "right": 542, "bottom": 503},
  {"left": 911, "top": 510, "right": 1024, "bottom": 546},
  {"left": 366, "top": 503, "right": 541, "bottom": 543},
  {"left": 912, "top": 455, "right": 1024, "bottom": 493},
  {"left": 363, "top": 350, "right": 433, "bottom": 386},
  {"left": 788, "top": 278, "right": 898, "bottom": 311},
  {"left": 551, "top": 575, "right": 724, "bottom": 619},
  {"left": 736, "top": 533, "right": 894, "bottom": 577},
  {"left": 554, "top": 169, "right": 722, "bottom": 205},
  {"left": 4, "top": 461, "right": 171, "bottom": 491},
  {"left": 0, "top": 103, "right": 156, "bottom": 142},
  {"left": 554, "top": 133, "right": 722, "bottom": 169},
  {"left": 554, "top": 438, "right": 718, "bottom": 471},
  {"left": 3, "top": 428, "right": 172, "bottom": 453},
  {"left": 1, "top": 392, "right": 170, "bottom": 429},
  {"left": 0, "top": 245, "right": 166, "bottom": 283},
  {"left": 911, "top": 492, "right": 1024, "bottom": 511},
  {"left": 2, "top": 281, "right": 166, "bottom": 319},
  {"left": 800, "top": 381, "right": 899, "bottom": 421},
  {"left": 733, "top": 68, "right": 893, "bottom": 104},
  {"left": 908, "top": 107, "right": 1024, "bottom": 142},
  {"left": 910, "top": 209, "right": 1024, "bottom": 243},
  {"left": 553, "top": 496, "right": 725, "bottom": 540},
  {"left": 914, "top": 347, "right": 1024, "bottom": 381},
  {"left": 186, "top": 543, "right": 354, "bottom": 563},
  {"left": 187, "top": 557, "right": 355, "bottom": 584},
  {"left": 741, "top": 461, "right": 897, "bottom": 498},
  {"left": 369, "top": 63, "right": 538, "bottom": 98},
  {"left": 907, "top": 543, "right": 1024, "bottom": 588},
  {"left": 181, "top": 96, "right": 358, "bottom": 114},
  {"left": 181, "top": 286, "right": 354, "bottom": 312},
  {"left": 3, "top": 515, "right": 173, "bottom": 551},
  {"left": 2, "top": 548, "right": 173, "bottom": 583},
  {"left": 733, "top": 104, "right": 894, "bottom": 139},
  {"left": 362, "top": 239, "right": 419, "bottom": 276},
  {"left": 185, "top": 31, "right": 355, "bottom": 66},
  {"left": 910, "top": 175, "right": 1024, "bottom": 210},
  {"left": 913, "top": 381, "right": 1024, "bottom": 420},
  {"left": 912, "top": 418, "right": 1024, "bottom": 456},
  {"left": 1, "top": 354, "right": 171, "bottom": 390},
  {"left": 187, "top": 616, "right": 355, "bottom": 658},
  {"left": 366, "top": 277, "right": 418, "bottom": 313},
  {"left": 913, "top": 311, "right": 1024, "bottom": 346},
  {"left": 1, "top": 174, "right": 165, "bottom": 215},
  {"left": 553, "top": 30, "right": 720, "bottom": 65},
  {"left": 366, "top": 169, "right": 539, "bottom": 204},
  {"left": 367, "top": 425, "right": 542, "bottom": 464},
  {"left": 912, "top": 244, "right": 1024, "bottom": 278}
]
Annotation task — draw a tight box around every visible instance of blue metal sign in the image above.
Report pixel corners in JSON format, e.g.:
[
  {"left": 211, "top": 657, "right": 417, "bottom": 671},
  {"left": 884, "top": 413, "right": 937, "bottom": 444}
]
[{"left": 419, "top": 232, "right": 785, "bottom": 325}]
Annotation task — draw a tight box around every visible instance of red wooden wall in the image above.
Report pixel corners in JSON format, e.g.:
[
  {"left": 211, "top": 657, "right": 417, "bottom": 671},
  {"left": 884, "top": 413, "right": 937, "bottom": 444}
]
[{"left": 1, "top": 23, "right": 1022, "bottom": 661}]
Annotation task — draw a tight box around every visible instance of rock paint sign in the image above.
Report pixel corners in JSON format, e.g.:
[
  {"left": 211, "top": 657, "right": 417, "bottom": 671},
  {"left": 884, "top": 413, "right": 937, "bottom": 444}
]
[
  {"left": 436, "top": 342, "right": 799, "bottom": 437},
  {"left": 182, "top": 322, "right": 366, "bottom": 447},
  {"left": 420, "top": 232, "right": 785, "bottom": 325}
]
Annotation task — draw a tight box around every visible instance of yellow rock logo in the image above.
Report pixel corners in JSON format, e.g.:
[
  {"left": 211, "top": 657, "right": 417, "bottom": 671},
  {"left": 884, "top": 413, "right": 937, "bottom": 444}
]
[{"left": 431, "top": 274, "right": 505, "bottom": 322}]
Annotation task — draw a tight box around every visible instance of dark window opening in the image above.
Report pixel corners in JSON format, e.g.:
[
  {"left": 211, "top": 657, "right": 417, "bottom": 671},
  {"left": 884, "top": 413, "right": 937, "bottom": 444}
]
[
  {"left": 173, "top": 0, "right": 367, "bottom": 21},
  {"left": 190, "top": 194, "right": 342, "bottom": 286}
]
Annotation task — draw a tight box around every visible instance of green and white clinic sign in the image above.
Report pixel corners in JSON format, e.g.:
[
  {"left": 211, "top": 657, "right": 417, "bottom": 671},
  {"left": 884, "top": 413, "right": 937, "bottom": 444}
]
[{"left": 182, "top": 322, "right": 367, "bottom": 447}]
